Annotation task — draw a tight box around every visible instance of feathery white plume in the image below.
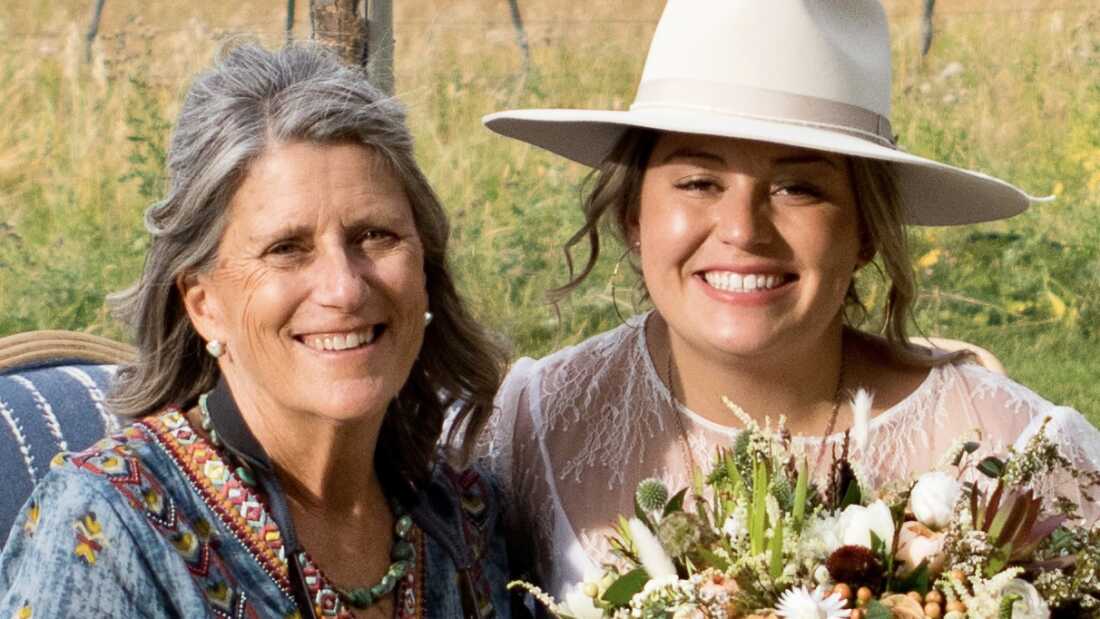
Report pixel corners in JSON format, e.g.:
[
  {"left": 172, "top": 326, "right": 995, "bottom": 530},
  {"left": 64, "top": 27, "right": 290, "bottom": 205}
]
[
  {"left": 850, "top": 388, "right": 874, "bottom": 454},
  {"left": 627, "top": 517, "right": 677, "bottom": 579}
]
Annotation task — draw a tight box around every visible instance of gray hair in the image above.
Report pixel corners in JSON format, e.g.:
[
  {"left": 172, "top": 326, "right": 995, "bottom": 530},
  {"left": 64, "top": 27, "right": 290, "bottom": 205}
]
[{"left": 109, "top": 43, "right": 506, "bottom": 499}]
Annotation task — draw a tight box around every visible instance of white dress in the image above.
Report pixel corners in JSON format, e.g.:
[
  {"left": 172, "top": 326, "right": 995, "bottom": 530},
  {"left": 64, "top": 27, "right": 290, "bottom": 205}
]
[{"left": 482, "top": 313, "right": 1100, "bottom": 599}]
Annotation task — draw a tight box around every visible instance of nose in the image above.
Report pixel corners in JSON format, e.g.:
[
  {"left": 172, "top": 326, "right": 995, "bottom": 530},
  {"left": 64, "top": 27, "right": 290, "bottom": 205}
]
[
  {"left": 311, "top": 246, "right": 368, "bottom": 310},
  {"left": 712, "top": 178, "right": 775, "bottom": 249}
]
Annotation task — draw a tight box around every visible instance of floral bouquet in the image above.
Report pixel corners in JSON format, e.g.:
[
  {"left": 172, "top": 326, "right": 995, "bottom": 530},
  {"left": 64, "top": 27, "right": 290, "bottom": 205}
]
[{"left": 511, "top": 394, "right": 1100, "bottom": 618}]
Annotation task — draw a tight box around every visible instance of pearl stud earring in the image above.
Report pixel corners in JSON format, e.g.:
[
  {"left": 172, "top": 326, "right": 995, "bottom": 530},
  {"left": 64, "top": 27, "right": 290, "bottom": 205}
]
[{"left": 205, "top": 340, "right": 225, "bottom": 358}]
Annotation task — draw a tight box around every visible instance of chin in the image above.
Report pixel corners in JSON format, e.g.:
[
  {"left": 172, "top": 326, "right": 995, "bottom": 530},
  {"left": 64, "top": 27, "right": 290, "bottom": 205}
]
[{"left": 296, "top": 386, "right": 392, "bottom": 424}]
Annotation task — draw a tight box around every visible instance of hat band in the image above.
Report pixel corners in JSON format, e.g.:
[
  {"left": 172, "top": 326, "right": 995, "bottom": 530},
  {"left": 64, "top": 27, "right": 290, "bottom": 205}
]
[{"left": 632, "top": 79, "right": 896, "bottom": 147}]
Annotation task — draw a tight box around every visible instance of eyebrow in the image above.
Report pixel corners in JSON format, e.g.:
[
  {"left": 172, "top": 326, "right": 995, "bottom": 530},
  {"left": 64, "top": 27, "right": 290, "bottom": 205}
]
[
  {"left": 660, "top": 148, "right": 727, "bottom": 166},
  {"left": 660, "top": 148, "right": 841, "bottom": 170},
  {"left": 250, "top": 223, "right": 311, "bottom": 244}
]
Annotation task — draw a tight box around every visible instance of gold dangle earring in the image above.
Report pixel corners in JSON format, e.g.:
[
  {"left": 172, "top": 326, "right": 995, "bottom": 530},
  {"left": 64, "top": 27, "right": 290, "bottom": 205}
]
[{"left": 610, "top": 241, "right": 641, "bottom": 326}]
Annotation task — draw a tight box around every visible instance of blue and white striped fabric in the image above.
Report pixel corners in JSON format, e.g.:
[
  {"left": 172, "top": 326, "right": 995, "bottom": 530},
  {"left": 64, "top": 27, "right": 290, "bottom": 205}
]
[{"left": 0, "top": 363, "right": 118, "bottom": 545}]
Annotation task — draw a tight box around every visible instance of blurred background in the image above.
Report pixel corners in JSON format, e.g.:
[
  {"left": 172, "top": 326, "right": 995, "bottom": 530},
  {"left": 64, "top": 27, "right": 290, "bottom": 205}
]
[{"left": 0, "top": 1, "right": 1097, "bottom": 418}]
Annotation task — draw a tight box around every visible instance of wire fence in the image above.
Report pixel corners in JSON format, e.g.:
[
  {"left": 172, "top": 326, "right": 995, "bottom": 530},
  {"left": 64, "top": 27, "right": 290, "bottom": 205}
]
[{"left": 2, "top": 3, "right": 1095, "bottom": 41}]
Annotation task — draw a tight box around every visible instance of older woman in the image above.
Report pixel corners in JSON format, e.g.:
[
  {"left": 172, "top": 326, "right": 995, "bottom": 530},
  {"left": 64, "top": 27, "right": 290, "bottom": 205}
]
[
  {"left": 481, "top": 0, "right": 1100, "bottom": 601},
  {"left": 0, "top": 45, "right": 510, "bottom": 618}
]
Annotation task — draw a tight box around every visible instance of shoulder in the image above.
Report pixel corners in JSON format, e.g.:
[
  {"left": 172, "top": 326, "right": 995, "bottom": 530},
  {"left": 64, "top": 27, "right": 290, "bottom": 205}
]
[
  {"left": 499, "top": 318, "right": 650, "bottom": 419},
  {"left": 50, "top": 409, "right": 179, "bottom": 497},
  {"left": 502, "top": 319, "right": 645, "bottom": 389},
  {"left": 0, "top": 431, "right": 179, "bottom": 615},
  {"left": 939, "top": 361, "right": 1055, "bottom": 413}
]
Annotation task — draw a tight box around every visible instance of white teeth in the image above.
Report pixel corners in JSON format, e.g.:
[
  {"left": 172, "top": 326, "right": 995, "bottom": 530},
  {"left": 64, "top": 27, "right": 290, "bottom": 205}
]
[
  {"left": 303, "top": 328, "right": 375, "bottom": 352},
  {"left": 703, "top": 271, "right": 785, "bottom": 293}
]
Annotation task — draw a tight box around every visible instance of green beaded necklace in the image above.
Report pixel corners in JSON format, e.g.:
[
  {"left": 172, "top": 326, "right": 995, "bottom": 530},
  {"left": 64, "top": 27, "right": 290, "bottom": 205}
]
[{"left": 197, "top": 393, "right": 417, "bottom": 610}]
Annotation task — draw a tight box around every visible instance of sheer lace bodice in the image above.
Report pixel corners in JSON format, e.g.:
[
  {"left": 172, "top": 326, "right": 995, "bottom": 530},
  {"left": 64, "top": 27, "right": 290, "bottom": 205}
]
[{"left": 482, "top": 313, "right": 1100, "bottom": 599}]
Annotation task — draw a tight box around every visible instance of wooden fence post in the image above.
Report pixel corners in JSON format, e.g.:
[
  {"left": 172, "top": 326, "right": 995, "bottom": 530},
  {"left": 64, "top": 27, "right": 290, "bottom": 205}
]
[
  {"left": 506, "top": 0, "right": 531, "bottom": 77},
  {"left": 85, "top": 0, "right": 108, "bottom": 62},
  {"left": 310, "top": 0, "right": 365, "bottom": 66},
  {"left": 286, "top": 0, "right": 297, "bottom": 44},
  {"left": 365, "top": 0, "right": 395, "bottom": 95},
  {"left": 921, "top": 0, "right": 936, "bottom": 57}
]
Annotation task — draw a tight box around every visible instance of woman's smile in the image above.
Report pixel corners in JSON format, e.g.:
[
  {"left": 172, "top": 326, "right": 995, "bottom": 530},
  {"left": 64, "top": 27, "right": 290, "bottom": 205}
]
[
  {"left": 696, "top": 266, "right": 799, "bottom": 306},
  {"left": 296, "top": 324, "right": 385, "bottom": 353}
]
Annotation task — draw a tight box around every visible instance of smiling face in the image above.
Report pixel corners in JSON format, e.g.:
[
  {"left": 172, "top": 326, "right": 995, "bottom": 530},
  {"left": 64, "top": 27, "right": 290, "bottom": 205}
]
[
  {"left": 182, "top": 140, "right": 427, "bottom": 425},
  {"left": 635, "top": 133, "right": 864, "bottom": 363}
]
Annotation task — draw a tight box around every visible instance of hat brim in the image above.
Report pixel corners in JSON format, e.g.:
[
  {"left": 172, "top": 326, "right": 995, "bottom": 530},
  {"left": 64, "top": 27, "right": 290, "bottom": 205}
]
[{"left": 483, "top": 107, "right": 1037, "bottom": 226}]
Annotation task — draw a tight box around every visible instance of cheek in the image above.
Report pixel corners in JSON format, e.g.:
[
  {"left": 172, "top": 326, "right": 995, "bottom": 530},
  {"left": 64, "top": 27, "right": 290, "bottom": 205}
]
[
  {"left": 638, "top": 202, "right": 706, "bottom": 272},
  {"left": 216, "top": 262, "right": 302, "bottom": 344},
  {"left": 376, "top": 253, "right": 428, "bottom": 311}
]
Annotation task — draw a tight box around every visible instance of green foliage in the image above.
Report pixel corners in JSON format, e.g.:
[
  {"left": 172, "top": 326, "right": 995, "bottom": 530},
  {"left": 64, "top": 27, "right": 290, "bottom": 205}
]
[
  {"left": 600, "top": 567, "right": 647, "bottom": 606},
  {"left": 0, "top": 2, "right": 1098, "bottom": 422}
]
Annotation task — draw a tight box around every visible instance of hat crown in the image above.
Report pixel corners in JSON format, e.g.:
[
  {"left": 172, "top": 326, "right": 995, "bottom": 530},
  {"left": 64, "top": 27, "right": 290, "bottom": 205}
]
[{"left": 636, "top": 0, "right": 892, "bottom": 119}]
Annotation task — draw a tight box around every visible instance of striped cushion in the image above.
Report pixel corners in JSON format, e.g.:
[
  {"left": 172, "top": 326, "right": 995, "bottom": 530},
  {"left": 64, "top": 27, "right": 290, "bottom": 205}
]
[{"left": 0, "top": 363, "right": 119, "bottom": 545}]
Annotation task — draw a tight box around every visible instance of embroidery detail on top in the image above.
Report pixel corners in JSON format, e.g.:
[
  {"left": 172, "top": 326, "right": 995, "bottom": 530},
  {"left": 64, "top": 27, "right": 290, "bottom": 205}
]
[
  {"left": 15, "top": 603, "right": 31, "bottom": 619},
  {"left": 445, "top": 468, "right": 495, "bottom": 618},
  {"left": 142, "top": 411, "right": 290, "bottom": 593},
  {"left": 144, "top": 410, "right": 423, "bottom": 618},
  {"left": 23, "top": 501, "right": 39, "bottom": 537},
  {"left": 68, "top": 421, "right": 258, "bottom": 618},
  {"left": 73, "top": 512, "right": 105, "bottom": 565},
  {"left": 395, "top": 525, "right": 426, "bottom": 619}
]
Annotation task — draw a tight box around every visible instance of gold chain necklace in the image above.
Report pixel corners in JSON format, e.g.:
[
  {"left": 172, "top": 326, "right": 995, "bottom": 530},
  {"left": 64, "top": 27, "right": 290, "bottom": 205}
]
[{"left": 663, "top": 343, "right": 845, "bottom": 480}]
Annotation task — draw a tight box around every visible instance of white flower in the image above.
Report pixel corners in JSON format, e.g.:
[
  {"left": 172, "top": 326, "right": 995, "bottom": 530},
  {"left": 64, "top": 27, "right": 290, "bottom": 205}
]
[
  {"left": 910, "top": 471, "right": 962, "bottom": 531},
  {"left": 775, "top": 586, "right": 852, "bottom": 619},
  {"left": 627, "top": 518, "right": 677, "bottom": 579},
  {"left": 804, "top": 512, "right": 843, "bottom": 554},
  {"left": 722, "top": 509, "right": 746, "bottom": 540},
  {"left": 999, "top": 579, "right": 1051, "bottom": 619},
  {"left": 849, "top": 388, "right": 874, "bottom": 454},
  {"left": 836, "top": 500, "right": 895, "bottom": 550},
  {"left": 562, "top": 588, "right": 603, "bottom": 619}
]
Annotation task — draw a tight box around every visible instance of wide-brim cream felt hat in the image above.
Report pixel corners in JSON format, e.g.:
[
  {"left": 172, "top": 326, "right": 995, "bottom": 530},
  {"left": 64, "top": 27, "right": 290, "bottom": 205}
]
[{"left": 484, "top": 0, "right": 1041, "bottom": 226}]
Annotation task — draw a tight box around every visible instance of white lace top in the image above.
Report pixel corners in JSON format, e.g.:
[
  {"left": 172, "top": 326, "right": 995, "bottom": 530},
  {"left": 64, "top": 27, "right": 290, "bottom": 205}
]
[{"left": 483, "top": 313, "right": 1100, "bottom": 599}]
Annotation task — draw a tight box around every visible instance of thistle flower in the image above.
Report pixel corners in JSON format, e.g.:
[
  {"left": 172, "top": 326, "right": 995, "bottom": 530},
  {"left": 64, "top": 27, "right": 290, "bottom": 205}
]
[
  {"left": 636, "top": 478, "right": 670, "bottom": 513},
  {"left": 775, "top": 585, "right": 851, "bottom": 618},
  {"left": 658, "top": 511, "right": 705, "bottom": 558},
  {"left": 628, "top": 517, "right": 677, "bottom": 579}
]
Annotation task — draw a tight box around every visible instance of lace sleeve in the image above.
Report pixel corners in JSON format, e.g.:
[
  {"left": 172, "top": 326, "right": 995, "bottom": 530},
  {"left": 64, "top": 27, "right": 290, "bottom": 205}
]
[
  {"left": 1013, "top": 405, "right": 1100, "bottom": 522},
  {"left": 947, "top": 364, "right": 1100, "bottom": 522},
  {"left": 479, "top": 357, "right": 538, "bottom": 499},
  {"left": 479, "top": 357, "right": 554, "bottom": 584}
]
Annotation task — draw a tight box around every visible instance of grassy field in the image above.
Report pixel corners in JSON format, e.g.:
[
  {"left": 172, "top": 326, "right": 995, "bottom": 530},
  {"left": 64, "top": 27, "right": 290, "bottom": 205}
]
[{"left": 1, "top": 1, "right": 1098, "bottom": 420}]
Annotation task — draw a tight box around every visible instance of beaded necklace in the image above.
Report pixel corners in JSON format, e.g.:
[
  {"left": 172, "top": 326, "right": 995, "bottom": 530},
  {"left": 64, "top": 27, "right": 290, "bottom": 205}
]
[{"left": 197, "top": 386, "right": 417, "bottom": 614}]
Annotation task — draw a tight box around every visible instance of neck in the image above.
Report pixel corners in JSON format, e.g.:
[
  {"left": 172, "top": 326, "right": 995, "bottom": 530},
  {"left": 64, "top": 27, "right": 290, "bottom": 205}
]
[
  {"left": 649, "top": 312, "right": 846, "bottom": 436},
  {"left": 217, "top": 370, "right": 388, "bottom": 518}
]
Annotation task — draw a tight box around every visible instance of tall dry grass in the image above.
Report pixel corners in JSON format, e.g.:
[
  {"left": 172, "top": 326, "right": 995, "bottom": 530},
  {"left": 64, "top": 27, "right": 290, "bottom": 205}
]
[{"left": 0, "top": 1, "right": 1097, "bottom": 416}]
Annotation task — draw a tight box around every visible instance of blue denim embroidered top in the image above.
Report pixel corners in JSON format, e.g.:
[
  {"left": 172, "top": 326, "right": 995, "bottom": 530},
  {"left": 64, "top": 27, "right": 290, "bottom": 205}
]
[{"left": 0, "top": 409, "right": 511, "bottom": 618}]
